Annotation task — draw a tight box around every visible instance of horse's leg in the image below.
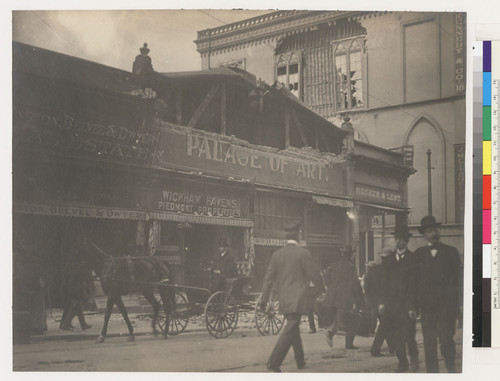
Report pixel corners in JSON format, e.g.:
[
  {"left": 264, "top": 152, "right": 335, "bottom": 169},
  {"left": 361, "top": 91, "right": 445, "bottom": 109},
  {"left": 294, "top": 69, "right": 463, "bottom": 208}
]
[
  {"left": 114, "top": 296, "right": 135, "bottom": 342},
  {"left": 158, "top": 286, "right": 173, "bottom": 339},
  {"left": 142, "top": 288, "right": 161, "bottom": 336},
  {"left": 96, "top": 295, "right": 114, "bottom": 343}
]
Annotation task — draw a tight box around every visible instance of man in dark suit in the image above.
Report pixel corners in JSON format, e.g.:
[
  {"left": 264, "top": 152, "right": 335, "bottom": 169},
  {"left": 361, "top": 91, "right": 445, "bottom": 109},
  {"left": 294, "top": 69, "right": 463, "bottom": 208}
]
[
  {"left": 379, "top": 227, "right": 419, "bottom": 372},
  {"left": 324, "top": 244, "right": 363, "bottom": 349},
  {"left": 260, "top": 222, "right": 324, "bottom": 372},
  {"left": 210, "top": 237, "right": 235, "bottom": 292},
  {"left": 367, "top": 247, "right": 394, "bottom": 357},
  {"left": 414, "top": 216, "right": 462, "bottom": 373}
]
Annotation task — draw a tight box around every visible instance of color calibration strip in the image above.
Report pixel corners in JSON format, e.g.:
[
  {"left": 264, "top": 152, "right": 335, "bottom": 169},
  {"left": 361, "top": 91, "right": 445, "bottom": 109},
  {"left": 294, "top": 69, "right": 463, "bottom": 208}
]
[
  {"left": 474, "top": 40, "right": 500, "bottom": 348},
  {"left": 491, "top": 42, "right": 500, "bottom": 348},
  {"left": 473, "top": 41, "right": 488, "bottom": 347}
]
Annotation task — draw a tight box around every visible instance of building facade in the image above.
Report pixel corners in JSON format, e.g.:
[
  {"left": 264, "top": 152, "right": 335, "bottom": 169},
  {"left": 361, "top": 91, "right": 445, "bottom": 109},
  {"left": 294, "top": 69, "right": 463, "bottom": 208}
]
[
  {"left": 195, "top": 10, "right": 466, "bottom": 254},
  {"left": 13, "top": 41, "right": 412, "bottom": 306}
]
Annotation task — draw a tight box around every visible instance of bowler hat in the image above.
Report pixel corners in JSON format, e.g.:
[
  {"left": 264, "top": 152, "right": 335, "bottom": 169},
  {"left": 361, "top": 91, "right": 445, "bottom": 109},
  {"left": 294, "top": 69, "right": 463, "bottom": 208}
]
[
  {"left": 418, "top": 215, "right": 442, "bottom": 234},
  {"left": 392, "top": 225, "right": 413, "bottom": 240},
  {"left": 340, "top": 244, "right": 354, "bottom": 253},
  {"left": 284, "top": 221, "right": 301, "bottom": 233},
  {"left": 379, "top": 247, "right": 393, "bottom": 257}
]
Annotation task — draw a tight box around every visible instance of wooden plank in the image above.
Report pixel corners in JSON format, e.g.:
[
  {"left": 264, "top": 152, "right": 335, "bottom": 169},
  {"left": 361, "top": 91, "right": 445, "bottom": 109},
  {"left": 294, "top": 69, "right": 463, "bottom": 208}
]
[
  {"left": 187, "top": 83, "right": 220, "bottom": 128},
  {"left": 175, "top": 91, "right": 183, "bottom": 125},
  {"left": 292, "top": 109, "right": 309, "bottom": 147},
  {"left": 318, "top": 128, "right": 331, "bottom": 152},
  {"left": 285, "top": 109, "right": 290, "bottom": 148},
  {"left": 220, "top": 84, "right": 227, "bottom": 135}
]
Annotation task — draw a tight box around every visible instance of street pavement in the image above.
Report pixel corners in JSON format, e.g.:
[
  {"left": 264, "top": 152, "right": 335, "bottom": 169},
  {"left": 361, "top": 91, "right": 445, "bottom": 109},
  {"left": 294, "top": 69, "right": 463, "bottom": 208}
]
[{"left": 13, "top": 309, "right": 462, "bottom": 373}]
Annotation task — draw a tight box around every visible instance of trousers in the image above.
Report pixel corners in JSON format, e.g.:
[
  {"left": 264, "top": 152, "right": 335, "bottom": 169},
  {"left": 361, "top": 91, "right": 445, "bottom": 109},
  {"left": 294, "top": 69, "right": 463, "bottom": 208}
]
[
  {"left": 421, "top": 309, "right": 457, "bottom": 373},
  {"left": 387, "top": 312, "right": 418, "bottom": 369},
  {"left": 371, "top": 314, "right": 392, "bottom": 354},
  {"left": 268, "top": 313, "right": 304, "bottom": 369},
  {"left": 328, "top": 308, "right": 360, "bottom": 348}
]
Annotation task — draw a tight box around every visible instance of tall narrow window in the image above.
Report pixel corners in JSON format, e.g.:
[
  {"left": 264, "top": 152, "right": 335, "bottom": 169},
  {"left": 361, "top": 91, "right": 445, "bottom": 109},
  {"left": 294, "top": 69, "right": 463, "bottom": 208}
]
[
  {"left": 334, "top": 40, "right": 365, "bottom": 111},
  {"left": 275, "top": 52, "right": 302, "bottom": 99}
]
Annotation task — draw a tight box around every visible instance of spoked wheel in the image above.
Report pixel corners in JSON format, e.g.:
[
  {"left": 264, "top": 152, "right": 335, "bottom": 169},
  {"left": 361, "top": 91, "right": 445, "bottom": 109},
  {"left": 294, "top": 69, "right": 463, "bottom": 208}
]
[
  {"left": 255, "top": 293, "right": 285, "bottom": 336},
  {"left": 157, "top": 291, "right": 190, "bottom": 336},
  {"left": 204, "top": 291, "right": 239, "bottom": 339}
]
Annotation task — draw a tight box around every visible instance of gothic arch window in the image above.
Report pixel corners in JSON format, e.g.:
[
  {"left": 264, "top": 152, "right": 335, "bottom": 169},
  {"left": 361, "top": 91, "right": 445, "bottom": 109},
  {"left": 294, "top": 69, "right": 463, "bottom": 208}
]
[
  {"left": 333, "top": 39, "right": 365, "bottom": 111},
  {"left": 404, "top": 116, "right": 446, "bottom": 225},
  {"left": 275, "top": 51, "right": 302, "bottom": 99}
]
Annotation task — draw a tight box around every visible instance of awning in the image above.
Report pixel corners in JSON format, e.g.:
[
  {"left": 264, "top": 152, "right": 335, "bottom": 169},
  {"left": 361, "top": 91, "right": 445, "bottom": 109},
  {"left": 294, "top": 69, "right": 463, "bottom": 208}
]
[
  {"left": 147, "top": 211, "right": 254, "bottom": 227},
  {"left": 312, "top": 196, "right": 353, "bottom": 208},
  {"left": 357, "top": 201, "right": 410, "bottom": 213},
  {"left": 13, "top": 202, "right": 254, "bottom": 227},
  {"left": 13, "top": 203, "right": 147, "bottom": 220}
]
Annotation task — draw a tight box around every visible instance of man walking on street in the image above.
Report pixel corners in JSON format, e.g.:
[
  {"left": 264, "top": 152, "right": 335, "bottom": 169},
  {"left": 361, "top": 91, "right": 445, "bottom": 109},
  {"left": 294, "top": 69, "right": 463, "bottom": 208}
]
[
  {"left": 366, "top": 248, "right": 394, "bottom": 357},
  {"left": 260, "top": 222, "right": 324, "bottom": 372},
  {"left": 415, "top": 216, "right": 462, "bottom": 373},
  {"left": 379, "top": 226, "right": 419, "bottom": 372},
  {"left": 324, "top": 244, "right": 363, "bottom": 349}
]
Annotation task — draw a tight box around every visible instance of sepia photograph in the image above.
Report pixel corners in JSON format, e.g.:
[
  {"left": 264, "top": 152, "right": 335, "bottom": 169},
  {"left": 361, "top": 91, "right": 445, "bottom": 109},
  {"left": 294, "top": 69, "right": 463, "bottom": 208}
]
[{"left": 12, "top": 8, "right": 465, "bottom": 373}]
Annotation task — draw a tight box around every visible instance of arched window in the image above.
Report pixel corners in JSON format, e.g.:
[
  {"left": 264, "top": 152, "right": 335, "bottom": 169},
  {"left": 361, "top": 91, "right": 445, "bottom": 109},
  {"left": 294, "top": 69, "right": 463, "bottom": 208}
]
[
  {"left": 334, "top": 39, "right": 365, "bottom": 111},
  {"left": 275, "top": 51, "right": 302, "bottom": 99},
  {"left": 405, "top": 117, "right": 446, "bottom": 225}
]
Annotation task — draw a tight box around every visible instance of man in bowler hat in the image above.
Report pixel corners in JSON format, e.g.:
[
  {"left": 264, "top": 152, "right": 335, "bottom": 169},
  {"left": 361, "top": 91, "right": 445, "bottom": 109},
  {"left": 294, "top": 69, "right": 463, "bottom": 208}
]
[
  {"left": 379, "top": 227, "right": 419, "bottom": 372},
  {"left": 324, "top": 244, "right": 364, "bottom": 349},
  {"left": 260, "top": 222, "right": 323, "bottom": 372},
  {"left": 414, "top": 216, "right": 462, "bottom": 373},
  {"left": 210, "top": 237, "right": 235, "bottom": 292}
]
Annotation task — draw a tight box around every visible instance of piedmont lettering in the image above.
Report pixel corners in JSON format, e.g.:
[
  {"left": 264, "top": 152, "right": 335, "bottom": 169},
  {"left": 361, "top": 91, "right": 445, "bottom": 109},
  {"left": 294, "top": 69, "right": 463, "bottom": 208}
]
[{"left": 157, "top": 190, "right": 241, "bottom": 218}]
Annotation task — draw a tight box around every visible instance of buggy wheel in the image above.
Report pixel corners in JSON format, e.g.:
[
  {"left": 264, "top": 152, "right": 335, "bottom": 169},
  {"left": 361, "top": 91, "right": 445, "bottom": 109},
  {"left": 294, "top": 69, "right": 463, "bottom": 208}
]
[
  {"left": 204, "top": 291, "right": 238, "bottom": 339},
  {"left": 255, "top": 293, "right": 284, "bottom": 336},
  {"left": 157, "top": 291, "right": 189, "bottom": 336}
]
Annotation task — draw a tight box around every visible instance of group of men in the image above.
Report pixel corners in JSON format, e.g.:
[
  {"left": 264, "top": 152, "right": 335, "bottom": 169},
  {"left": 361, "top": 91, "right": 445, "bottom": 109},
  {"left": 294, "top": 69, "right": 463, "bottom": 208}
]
[{"left": 259, "top": 215, "right": 462, "bottom": 373}]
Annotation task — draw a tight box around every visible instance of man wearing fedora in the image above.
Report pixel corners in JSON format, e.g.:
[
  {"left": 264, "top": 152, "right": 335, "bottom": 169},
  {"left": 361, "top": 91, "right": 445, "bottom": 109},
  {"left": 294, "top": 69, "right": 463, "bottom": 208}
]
[
  {"left": 414, "top": 216, "right": 462, "bottom": 373},
  {"left": 368, "top": 247, "right": 394, "bottom": 357},
  {"left": 324, "top": 244, "right": 364, "bottom": 349},
  {"left": 379, "top": 227, "right": 419, "bottom": 372},
  {"left": 260, "top": 222, "right": 323, "bottom": 372}
]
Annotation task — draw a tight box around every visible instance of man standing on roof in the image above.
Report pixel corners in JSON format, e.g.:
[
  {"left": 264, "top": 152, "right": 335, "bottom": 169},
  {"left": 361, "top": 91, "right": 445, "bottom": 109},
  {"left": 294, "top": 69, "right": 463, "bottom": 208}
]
[{"left": 260, "top": 222, "right": 324, "bottom": 372}]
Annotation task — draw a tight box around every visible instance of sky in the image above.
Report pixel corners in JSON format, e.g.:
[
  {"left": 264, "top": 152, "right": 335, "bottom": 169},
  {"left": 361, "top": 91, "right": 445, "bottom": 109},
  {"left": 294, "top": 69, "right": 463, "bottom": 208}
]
[{"left": 12, "top": 10, "right": 271, "bottom": 73}]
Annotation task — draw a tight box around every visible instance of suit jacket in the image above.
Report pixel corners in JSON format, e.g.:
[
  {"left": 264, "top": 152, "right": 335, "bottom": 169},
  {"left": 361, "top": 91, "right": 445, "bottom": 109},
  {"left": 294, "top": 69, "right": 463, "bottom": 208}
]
[
  {"left": 324, "top": 257, "right": 363, "bottom": 310},
  {"left": 213, "top": 251, "right": 235, "bottom": 279},
  {"left": 381, "top": 249, "right": 419, "bottom": 316},
  {"left": 414, "top": 242, "right": 462, "bottom": 315},
  {"left": 261, "top": 244, "right": 323, "bottom": 315},
  {"left": 364, "top": 263, "right": 387, "bottom": 310}
]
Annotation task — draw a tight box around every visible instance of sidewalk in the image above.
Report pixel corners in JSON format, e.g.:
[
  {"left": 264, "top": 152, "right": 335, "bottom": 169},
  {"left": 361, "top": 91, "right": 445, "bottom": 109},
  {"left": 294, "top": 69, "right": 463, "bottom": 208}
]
[{"left": 27, "top": 308, "right": 259, "bottom": 343}]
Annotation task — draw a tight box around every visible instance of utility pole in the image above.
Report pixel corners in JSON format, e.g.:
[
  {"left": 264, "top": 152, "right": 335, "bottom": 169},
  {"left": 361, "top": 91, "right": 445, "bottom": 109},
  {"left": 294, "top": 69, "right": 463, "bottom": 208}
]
[{"left": 427, "top": 149, "right": 433, "bottom": 216}]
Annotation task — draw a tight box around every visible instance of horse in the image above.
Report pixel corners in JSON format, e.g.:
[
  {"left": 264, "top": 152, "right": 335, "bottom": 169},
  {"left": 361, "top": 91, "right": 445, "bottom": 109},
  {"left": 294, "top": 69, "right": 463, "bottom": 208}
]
[{"left": 81, "top": 238, "right": 175, "bottom": 343}]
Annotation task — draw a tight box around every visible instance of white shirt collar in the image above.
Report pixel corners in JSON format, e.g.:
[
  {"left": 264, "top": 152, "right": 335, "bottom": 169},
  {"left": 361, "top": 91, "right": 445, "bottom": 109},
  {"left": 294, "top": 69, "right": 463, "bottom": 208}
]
[
  {"left": 286, "top": 240, "right": 298, "bottom": 245},
  {"left": 220, "top": 250, "right": 227, "bottom": 257}
]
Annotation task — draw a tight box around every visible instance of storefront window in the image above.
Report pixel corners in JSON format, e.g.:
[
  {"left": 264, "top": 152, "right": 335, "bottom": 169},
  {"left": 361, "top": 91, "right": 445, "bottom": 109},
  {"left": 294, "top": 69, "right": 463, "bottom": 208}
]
[{"left": 254, "top": 192, "right": 303, "bottom": 234}]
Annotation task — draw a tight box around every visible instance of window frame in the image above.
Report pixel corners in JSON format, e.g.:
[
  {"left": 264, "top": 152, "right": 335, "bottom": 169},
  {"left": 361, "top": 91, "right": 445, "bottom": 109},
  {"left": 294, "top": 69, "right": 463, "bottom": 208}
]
[
  {"left": 274, "top": 51, "right": 303, "bottom": 99},
  {"left": 332, "top": 38, "right": 366, "bottom": 112}
]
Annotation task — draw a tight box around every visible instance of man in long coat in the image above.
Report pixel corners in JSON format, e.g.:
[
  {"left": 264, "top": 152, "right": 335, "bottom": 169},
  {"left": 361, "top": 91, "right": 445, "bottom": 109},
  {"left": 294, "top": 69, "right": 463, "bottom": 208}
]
[
  {"left": 366, "top": 247, "right": 394, "bottom": 357},
  {"left": 260, "top": 222, "right": 324, "bottom": 372},
  {"left": 414, "top": 216, "right": 462, "bottom": 373},
  {"left": 379, "top": 226, "right": 419, "bottom": 372},
  {"left": 324, "top": 244, "right": 363, "bottom": 349}
]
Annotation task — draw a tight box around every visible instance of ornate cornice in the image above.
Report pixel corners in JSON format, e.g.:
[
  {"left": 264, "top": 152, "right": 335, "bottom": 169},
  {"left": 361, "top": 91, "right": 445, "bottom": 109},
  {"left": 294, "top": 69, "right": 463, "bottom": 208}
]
[{"left": 195, "top": 10, "right": 378, "bottom": 55}]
